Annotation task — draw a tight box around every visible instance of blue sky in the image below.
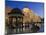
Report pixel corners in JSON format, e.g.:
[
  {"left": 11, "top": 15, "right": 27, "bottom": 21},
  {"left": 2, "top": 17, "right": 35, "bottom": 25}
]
[{"left": 5, "top": 1, "right": 44, "bottom": 18}]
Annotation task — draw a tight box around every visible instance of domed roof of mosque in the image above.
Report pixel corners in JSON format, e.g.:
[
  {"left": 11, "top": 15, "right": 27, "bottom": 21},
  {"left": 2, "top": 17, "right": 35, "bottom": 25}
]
[{"left": 8, "top": 8, "right": 24, "bottom": 16}]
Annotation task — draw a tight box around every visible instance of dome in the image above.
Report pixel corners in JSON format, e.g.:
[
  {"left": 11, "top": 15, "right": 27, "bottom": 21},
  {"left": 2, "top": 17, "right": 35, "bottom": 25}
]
[
  {"left": 8, "top": 8, "right": 24, "bottom": 16},
  {"left": 8, "top": 8, "right": 22, "bottom": 14}
]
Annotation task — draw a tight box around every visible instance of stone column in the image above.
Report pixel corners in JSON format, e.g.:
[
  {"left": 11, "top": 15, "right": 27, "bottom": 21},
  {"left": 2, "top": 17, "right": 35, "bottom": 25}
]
[
  {"left": 20, "top": 17, "right": 23, "bottom": 33},
  {"left": 7, "top": 16, "right": 13, "bottom": 34}
]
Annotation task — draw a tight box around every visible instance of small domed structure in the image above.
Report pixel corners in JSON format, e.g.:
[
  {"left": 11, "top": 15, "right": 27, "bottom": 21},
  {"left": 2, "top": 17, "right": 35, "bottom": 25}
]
[{"left": 8, "top": 8, "right": 24, "bottom": 34}]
